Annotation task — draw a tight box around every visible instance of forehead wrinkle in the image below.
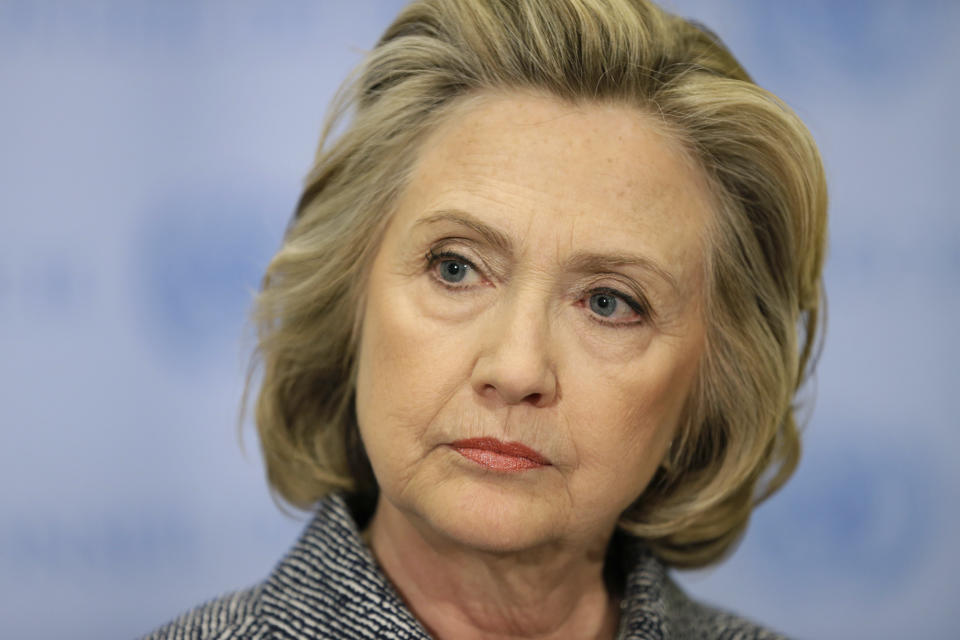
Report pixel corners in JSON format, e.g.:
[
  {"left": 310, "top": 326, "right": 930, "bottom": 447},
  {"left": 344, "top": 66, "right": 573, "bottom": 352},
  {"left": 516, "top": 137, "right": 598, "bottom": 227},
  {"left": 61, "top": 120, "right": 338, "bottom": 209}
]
[{"left": 405, "top": 94, "right": 709, "bottom": 300}]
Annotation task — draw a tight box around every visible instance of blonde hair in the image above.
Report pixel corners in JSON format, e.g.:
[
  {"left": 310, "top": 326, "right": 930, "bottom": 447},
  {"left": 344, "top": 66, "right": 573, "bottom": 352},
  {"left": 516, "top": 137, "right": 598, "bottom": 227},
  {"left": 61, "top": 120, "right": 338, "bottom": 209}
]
[{"left": 247, "top": 0, "right": 827, "bottom": 569}]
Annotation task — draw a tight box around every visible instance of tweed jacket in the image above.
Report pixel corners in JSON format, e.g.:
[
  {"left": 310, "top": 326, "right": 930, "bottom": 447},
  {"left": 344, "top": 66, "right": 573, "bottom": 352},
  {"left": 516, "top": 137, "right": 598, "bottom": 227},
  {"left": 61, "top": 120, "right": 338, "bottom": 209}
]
[{"left": 144, "top": 494, "right": 785, "bottom": 640}]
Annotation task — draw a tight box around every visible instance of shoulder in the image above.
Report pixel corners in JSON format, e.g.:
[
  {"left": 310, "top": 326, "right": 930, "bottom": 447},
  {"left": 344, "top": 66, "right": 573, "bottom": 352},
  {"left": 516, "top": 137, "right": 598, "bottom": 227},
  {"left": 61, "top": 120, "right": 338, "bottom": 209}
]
[
  {"left": 659, "top": 575, "right": 789, "bottom": 640},
  {"left": 140, "top": 584, "right": 269, "bottom": 640},
  {"left": 615, "top": 533, "right": 789, "bottom": 639},
  {"left": 140, "top": 493, "right": 430, "bottom": 640}
]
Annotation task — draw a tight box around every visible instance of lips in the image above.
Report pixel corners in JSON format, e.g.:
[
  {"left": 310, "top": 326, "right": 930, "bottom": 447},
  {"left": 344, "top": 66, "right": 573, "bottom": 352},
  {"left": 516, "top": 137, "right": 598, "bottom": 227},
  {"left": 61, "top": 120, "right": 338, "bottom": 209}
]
[{"left": 449, "top": 437, "right": 551, "bottom": 471}]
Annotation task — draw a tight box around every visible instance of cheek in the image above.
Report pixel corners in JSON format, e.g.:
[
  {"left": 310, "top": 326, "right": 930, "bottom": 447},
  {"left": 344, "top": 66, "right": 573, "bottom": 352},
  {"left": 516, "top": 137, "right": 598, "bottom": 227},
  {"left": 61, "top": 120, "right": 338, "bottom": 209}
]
[
  {"left": 565, "top": 338, "right": 702, "bottom": 477},
  {"left": 355, "top": 271, "right": 471, "bottom": 446}
]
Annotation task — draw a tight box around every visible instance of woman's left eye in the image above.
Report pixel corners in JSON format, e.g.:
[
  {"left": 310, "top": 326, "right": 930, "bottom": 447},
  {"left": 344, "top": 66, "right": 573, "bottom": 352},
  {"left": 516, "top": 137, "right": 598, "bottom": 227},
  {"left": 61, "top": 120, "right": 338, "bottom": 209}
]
[{"left": 584, "top": 288, "right": 646, "bottom": 325}]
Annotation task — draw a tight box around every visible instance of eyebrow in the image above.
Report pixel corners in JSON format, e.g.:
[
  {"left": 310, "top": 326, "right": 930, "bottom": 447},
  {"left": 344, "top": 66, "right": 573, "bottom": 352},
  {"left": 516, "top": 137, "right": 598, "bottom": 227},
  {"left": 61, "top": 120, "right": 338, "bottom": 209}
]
[
  {"left": 413, "top": 210, "right": 514, "bottom": 255},
  {"left": 566, "top": 253, "right": 680, "bottom": 294},
  {"left": 412, "top": 209, "right": 681, "bottom": 294}
]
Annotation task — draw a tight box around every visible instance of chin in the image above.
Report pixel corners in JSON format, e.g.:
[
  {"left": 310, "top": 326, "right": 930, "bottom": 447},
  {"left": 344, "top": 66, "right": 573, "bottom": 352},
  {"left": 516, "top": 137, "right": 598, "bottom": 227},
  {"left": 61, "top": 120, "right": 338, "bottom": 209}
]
[{"left": 409, "top": 473, "right": 566, "bottom": 554}]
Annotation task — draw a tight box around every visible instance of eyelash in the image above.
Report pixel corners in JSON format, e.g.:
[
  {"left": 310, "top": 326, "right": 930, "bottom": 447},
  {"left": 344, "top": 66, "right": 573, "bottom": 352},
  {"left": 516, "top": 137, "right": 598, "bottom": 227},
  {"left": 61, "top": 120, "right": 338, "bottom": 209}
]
[{"left": 424, "top": 247, "right": 650, "bottom": 327}]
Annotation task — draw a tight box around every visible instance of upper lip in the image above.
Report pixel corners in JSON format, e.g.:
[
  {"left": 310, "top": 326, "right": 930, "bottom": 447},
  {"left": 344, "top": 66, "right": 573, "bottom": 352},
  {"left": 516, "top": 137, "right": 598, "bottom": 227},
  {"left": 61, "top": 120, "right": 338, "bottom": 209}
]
[{"left": 449, "top": 437, "right": 551, "bottom": 465}]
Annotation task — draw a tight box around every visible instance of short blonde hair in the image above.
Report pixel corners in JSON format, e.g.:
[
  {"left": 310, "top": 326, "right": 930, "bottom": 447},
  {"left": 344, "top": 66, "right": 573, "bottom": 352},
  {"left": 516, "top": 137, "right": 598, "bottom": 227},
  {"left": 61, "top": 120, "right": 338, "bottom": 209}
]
[{"left": 247, "top": 0, "right": 827, "bottom": 569}]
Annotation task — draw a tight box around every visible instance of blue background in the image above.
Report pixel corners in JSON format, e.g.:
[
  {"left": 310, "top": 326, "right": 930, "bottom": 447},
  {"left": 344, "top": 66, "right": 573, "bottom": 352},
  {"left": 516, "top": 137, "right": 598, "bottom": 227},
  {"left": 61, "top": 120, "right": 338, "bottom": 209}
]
[{"left": 1, "top": 1, "right": 958, "bottom": 638}]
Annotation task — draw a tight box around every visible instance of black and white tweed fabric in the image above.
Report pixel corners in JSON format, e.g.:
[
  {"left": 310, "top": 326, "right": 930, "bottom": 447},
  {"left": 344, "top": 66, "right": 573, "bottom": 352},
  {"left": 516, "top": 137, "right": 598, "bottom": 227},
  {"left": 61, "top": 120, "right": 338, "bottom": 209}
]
[{"left": 143, "top": 494, "right": 786, "bottom": 639}]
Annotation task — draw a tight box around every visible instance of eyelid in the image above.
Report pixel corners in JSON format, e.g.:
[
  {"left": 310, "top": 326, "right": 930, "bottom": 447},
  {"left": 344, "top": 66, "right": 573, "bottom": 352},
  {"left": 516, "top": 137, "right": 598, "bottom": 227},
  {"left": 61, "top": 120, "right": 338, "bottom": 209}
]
[
  {"left": 426, "top": 246, "right": 480, "bottom": 271},
  {"left": 589, "top": 286, "right": 646, "bottom": 314}
]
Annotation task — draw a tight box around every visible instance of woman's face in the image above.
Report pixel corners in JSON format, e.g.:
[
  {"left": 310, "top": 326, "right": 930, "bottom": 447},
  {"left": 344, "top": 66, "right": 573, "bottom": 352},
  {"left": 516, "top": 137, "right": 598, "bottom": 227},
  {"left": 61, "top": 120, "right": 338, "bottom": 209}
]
[{"left": 355, "top": 92, "right": 712, "bottom": 552}]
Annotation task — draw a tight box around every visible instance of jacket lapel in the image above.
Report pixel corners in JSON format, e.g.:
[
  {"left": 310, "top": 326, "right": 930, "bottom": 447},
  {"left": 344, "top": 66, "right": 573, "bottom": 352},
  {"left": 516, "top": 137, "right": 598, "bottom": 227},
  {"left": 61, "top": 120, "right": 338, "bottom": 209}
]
[{"left": 260, "top": 494, "right": 432, "bottom": 639}]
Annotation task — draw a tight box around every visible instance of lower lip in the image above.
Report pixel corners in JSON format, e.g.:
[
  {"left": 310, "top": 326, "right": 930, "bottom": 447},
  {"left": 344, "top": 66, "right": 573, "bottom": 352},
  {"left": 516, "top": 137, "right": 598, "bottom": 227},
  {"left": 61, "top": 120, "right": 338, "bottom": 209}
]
[{"left": 450, "top": 439, "right": 550, "bottom": 472}]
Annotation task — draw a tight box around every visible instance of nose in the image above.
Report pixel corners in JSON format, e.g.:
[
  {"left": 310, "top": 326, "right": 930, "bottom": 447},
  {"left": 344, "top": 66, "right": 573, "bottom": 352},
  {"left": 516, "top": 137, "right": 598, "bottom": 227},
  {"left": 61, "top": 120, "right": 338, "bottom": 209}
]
[{"left": 470, "top": 292, "right": 558, "bottom": 408}]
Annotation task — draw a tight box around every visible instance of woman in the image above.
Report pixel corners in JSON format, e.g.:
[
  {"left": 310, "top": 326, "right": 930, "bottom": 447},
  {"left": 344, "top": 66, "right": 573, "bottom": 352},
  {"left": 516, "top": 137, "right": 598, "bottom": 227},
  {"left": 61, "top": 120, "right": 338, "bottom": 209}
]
[{"left": 146, "top": 0, "right": 826, "bottom": 638}]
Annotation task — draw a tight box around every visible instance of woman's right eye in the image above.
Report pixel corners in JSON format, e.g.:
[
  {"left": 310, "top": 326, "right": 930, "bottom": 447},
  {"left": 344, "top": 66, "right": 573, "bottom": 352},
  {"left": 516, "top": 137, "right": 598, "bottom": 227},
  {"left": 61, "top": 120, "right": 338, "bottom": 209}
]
[{"left": 426, "top": 250, "right": 481, "bottom": 287}]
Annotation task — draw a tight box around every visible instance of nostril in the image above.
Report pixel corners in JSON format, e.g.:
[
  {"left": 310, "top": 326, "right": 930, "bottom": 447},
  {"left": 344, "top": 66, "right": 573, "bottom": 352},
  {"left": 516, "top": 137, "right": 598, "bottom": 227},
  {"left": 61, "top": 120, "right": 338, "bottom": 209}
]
[{"left": 478, "top": 385, "right": 546, "bottom": 406}]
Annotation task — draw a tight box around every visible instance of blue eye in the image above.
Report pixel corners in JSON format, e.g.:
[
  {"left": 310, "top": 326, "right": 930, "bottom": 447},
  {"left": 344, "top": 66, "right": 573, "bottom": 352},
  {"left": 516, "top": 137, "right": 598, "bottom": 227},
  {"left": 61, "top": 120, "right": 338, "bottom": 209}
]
[
  {"left": 589, "top": 292, "right": 618, "bottom": 317},
  {"left": 585, "top": 287, "right": 647, "bottom": 325},
  {"left": 426, "top": 249, "right": 479, "bottom": 287},
  {"left": 439, "top": 259, "right": 470, "bottom": 283}
]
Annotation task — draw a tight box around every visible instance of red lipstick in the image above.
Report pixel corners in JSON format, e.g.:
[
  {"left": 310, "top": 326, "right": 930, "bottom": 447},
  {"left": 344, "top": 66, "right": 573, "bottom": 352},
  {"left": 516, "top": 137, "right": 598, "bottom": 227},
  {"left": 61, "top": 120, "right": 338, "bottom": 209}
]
[{"left": 449, "top": 437, "right": 551, "bottom": 471}]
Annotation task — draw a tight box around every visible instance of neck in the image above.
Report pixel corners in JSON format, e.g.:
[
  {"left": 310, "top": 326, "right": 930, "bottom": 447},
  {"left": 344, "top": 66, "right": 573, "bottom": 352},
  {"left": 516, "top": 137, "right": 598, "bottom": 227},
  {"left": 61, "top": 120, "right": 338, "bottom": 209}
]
[{"left": 366, "top": 496, "right": 621, "bottom": 640}]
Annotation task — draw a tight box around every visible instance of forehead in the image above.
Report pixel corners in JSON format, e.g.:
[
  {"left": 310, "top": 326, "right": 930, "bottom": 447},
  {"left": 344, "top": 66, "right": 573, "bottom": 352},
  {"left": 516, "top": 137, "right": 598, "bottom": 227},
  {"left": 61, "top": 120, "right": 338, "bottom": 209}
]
[{"left": 394, "top": 91, "right": 714, "bottom": 285}]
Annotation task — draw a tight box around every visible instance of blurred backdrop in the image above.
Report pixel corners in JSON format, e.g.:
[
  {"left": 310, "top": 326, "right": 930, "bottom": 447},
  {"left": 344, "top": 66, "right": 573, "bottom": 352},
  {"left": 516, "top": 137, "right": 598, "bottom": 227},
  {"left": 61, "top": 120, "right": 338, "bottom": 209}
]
[{"left": 1, "top": 1, "right": 958, "bottom": 638}]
